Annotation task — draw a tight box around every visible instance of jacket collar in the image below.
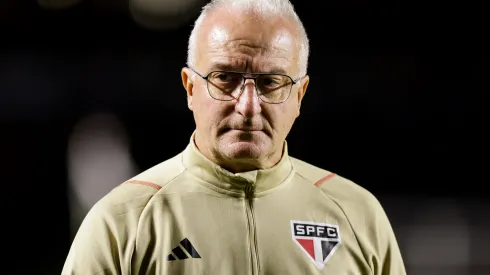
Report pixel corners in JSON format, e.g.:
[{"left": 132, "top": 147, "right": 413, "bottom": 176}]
[{"left": 182, "top": 131, "right": 293, "bottom": 194}]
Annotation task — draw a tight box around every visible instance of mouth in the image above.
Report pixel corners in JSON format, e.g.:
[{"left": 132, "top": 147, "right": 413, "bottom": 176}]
[
  {"left": 217, "top": 128, "right": 263, "bottom": 136},
  {"left": 232, "top": 128, "right": 262, "bottom": 132},
  {"left": 217, "top": 126, "right": 270, "bottom": 137}
]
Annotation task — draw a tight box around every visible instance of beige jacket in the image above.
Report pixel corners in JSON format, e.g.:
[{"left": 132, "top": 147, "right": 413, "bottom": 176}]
[{"left": 62, "top": 134, "right": 406, "bottom": 275}]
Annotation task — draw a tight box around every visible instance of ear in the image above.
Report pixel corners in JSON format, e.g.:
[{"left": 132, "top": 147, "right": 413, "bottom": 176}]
[
  {"left": 296, "top": 75, "right": 309, "bottom": 116},
  {"left": 181, "top": 67, "right": 194, "bottom": 111}
]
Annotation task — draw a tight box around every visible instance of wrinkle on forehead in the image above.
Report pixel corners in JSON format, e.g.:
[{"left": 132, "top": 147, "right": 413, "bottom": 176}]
[
  {"left": 208, "top": 31, "right": 295, "bottom": 60},
  {"left": 207, "top": 55, "right": 292, "bottom": 75},
  {"left": 226, "top": 39, "right": 270, "bottom": 56},
  {"left": 218, "top": 27, "right": 294, "bottom": 52}
]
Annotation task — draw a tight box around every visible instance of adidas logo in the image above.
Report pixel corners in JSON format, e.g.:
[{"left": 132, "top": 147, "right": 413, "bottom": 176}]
[{"left": 167, "top": 238, "right": 201, "bottom": 261}]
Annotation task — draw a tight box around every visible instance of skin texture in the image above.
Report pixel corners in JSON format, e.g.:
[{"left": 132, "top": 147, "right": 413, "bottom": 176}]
[{"left": 181, "top": 6, "right": 309, "bottom": 173}]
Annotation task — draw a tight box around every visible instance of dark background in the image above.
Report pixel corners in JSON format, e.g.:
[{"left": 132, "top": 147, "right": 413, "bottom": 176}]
[{"left": 1, "top": 1, "right": 488, "bottom": 274}]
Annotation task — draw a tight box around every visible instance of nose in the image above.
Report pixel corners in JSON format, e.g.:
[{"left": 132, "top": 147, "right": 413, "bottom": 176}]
[{"left": 235, "top": 79, "right": 262, "bottom": 118}]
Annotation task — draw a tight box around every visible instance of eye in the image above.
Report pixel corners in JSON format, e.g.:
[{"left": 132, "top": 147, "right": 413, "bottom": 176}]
[
  {"left": 209, "top": 72, "right": 241, "bottom": 84},
  {"left": 258, "top": 75, "right": 289, "bottom": 89},
  {"left": 261, "top": 76, "right": 280, "bottom": 86}
]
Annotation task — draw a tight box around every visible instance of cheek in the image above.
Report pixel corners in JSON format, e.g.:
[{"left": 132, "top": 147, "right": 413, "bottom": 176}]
[
  {"left": 272, "top": 105, "right": 297, "bottom": 133},
  {"left": 193, "top": 90, "right": 227, "bottom": 128}
]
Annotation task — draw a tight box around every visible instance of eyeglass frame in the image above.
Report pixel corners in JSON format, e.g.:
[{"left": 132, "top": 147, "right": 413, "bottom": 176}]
[{"left": 188, "top": 67, "right": 304, "bottom": 104}]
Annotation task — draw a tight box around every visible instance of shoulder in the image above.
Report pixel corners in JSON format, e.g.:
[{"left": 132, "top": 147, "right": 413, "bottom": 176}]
[
  {"left": 289, "top": 158, "right": 405, "bottom": 273},
  {"left": 64, "top": 154, "right": 187, "bottom": 274},
  {"left": 92, "top": 152, "right": 186, "bottom": 217},
  {"left": 290, "top": 156, "right": 383, "bottom": 218},
  {"left": 290, "top": 156, "right": 397, "bottom": 252}
]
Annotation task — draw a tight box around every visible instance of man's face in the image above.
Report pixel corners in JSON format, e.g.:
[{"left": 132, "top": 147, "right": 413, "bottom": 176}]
[{"left": 182, "top": 8, "right": 309, "bottom": 171}]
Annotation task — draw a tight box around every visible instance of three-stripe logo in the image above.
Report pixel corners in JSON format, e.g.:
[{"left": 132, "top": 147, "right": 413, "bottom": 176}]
[{"left": 167, "top": 238, "right": 201, "bottom": 261}]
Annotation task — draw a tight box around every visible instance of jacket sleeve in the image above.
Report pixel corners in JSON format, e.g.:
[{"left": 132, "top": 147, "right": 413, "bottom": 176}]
[
  {"left": 61, "top": 183, "right": 157, "bottom": 275},
  {"left": 61, "top": 203, "right": 126, "bottom": 275},
  {"left": 370, "top": 198, "right": 407, "bottom": 275}
]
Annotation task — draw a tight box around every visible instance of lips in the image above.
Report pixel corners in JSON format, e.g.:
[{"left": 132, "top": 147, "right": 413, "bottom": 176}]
[
  {"left": 218, "top": 122, "right": 270, "bottom": 137},
  {"left": 233, "top": 128, "right": 262, "bottom": 131}
]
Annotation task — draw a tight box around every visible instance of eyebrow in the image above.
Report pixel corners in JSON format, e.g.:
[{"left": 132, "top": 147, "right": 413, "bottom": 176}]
[{"left": 208, "top": 62, "right": 288, "bottom": 75}]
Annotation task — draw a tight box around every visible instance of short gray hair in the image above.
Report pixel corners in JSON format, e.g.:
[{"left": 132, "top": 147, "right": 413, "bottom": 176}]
[{"left": 187, "top": 0, "right": 310, "bottom": 77}]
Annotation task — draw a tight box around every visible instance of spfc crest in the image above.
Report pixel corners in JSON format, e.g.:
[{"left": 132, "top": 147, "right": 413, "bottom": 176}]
[{"left": 291, "top": 220, "right": 341, "bottom": 270}]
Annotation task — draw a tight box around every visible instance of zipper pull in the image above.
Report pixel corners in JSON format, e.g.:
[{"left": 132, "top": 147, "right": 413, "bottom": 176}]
[{"left": 245, "top": 182, "right": 254, "bottom": 198}]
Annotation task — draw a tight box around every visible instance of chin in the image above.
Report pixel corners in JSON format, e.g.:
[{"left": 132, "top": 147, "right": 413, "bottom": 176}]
[
  {"left": 228, "top": 142, "right": 264, "bottom": 158},
  {"left": 217, "top": 130, "right": 271, "bottom": 159},
  {"left": 219, "top": 139, "right": 268, "bottom": 160}
]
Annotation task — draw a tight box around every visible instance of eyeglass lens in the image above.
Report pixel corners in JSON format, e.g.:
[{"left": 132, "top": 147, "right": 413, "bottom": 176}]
[{"left": 206, "top": 71, "right": 293, "bottom": 103}]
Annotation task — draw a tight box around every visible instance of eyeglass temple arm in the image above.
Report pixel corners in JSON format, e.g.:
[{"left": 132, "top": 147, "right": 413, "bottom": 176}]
[
  {"left": 293, "top": 75, "right": 305, "bottom": 84},
  {"left": 189, "top": 67, "right": 207, "bottom": 80}
]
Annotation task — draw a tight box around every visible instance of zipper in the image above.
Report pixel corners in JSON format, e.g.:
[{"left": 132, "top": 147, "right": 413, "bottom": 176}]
[{"left": 245, "top": 182, "right": 260, "bottom": 275}]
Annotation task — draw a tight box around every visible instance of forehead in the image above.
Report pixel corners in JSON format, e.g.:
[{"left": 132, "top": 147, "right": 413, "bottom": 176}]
[{"left": 196, "top": 8, "right": 300, "bottom": 74}]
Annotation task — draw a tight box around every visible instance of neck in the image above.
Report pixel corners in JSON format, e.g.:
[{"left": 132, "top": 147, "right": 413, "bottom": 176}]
[{"left": 213, "top": 150, "right": 283, "bottom": 173}]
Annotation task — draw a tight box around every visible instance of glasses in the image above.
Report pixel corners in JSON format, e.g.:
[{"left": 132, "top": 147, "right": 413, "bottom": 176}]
[{"left": 190, "top": 68, "right": 302, "bottom": 104}]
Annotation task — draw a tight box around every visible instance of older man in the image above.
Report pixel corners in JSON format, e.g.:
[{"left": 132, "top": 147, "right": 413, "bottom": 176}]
[{"left": 62, "top": 0, "right": 406, "bottom": 274}]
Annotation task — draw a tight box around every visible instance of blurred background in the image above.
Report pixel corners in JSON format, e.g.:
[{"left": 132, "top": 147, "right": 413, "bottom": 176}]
[{"left": 0, "top": 0, "right": 488, "bottom": 274}]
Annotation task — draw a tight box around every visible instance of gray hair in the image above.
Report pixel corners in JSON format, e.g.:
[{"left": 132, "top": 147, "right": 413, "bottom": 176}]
[{"left": 186, "top": 0, "right": 310, "bottom": 77}]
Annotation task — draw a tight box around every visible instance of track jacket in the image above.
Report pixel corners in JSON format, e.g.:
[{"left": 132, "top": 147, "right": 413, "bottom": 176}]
[{"left": 62, "top": 133, "right": 406, "bottom": 275}]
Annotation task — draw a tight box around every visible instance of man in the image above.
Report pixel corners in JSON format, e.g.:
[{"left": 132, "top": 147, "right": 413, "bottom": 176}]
[{"left": 62, "top": 0, "right": 407, "bottom": 274}]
